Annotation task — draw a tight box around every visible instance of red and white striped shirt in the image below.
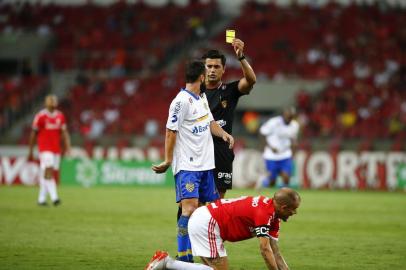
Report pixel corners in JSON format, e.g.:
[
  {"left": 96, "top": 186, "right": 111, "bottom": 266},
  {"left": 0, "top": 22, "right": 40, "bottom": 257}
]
[
  {"left": 207, "top": 196, "right": 280, "bottom": 242},
  {"left": 32, "top": 109, "right": 66, "bottom": 154}
]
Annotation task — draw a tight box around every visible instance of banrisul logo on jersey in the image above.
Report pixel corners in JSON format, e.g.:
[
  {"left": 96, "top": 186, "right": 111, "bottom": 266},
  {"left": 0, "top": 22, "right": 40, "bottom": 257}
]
[{"left": 192, "top": 122, "right": 209, "bottom": 134}]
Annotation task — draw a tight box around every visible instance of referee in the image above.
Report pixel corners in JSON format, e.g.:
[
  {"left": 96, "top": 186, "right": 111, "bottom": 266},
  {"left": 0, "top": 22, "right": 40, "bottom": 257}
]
[{"left": 201, "top": 39, "right": 256, "bottom": 198}]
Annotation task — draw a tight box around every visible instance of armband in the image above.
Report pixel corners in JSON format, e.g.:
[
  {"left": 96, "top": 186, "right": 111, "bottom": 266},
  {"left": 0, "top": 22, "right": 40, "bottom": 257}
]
[{"left": 254, "top": 226, "right": 270, "bottom": 238}]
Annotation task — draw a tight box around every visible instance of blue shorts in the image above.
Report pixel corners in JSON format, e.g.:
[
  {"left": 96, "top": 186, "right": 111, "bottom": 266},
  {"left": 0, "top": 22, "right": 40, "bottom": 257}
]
[
  {"left": 174, "top": 170, "right": 220, "bottom": 203},
  {"left": 265, "top": 158, "right": 293, "bottom": 180}
]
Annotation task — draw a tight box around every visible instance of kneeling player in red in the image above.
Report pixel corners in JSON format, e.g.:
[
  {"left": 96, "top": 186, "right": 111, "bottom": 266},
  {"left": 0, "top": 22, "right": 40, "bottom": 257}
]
[{"left": 188, "top": 188, "right": 300, "bottom": 270}]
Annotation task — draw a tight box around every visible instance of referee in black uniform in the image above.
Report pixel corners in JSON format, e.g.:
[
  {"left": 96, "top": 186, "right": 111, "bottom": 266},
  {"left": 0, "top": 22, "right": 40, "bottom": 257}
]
[{"left": 201, "top": 39, "right": 256, "bottom": 198}]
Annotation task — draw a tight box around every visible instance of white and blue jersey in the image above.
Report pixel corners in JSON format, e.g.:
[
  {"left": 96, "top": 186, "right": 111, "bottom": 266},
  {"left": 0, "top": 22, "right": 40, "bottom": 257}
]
[
  {"left": 166, "top": 88, "right": 215, "bottom": 175},
  {"left": 166, "top": 88, "right": 219, "bottom": 203},
  {"left": 259, "top": 116, "right": 299, "bottom": 161},
  {"left": 260, "top": 116, "right": 299, "bottom": 180}
]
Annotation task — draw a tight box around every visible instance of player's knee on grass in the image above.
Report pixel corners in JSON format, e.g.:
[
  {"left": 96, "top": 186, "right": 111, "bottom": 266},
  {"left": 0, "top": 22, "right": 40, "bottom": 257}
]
[
  {"left": 200, "top": 256, "right": 229, "bottom": 270},
  {"left": 44, "top": 167, "right": 53, "bottom": 179}
]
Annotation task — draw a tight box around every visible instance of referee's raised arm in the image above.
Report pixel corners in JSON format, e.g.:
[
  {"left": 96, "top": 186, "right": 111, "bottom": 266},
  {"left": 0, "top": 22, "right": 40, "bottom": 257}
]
[{"left": 231, "top": 38, "right": 257, "bottom": 94}]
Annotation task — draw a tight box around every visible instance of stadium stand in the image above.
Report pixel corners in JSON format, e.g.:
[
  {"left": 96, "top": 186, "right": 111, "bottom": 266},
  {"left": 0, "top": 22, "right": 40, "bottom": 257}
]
[
  {"left": 0, "top": 75, "right": 49, "bottom": 134},
  {"left": 0, "top": 1, "right": 405, "bottom": 149},
  {"left": 0, "top": 1, "right": 217, "bottom": 71},
  {"left": 217, "top": 2, "right": 406, "bottom": 142}
]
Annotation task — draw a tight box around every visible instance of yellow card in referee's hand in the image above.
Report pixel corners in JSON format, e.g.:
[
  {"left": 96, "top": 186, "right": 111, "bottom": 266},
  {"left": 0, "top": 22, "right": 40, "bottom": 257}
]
[{"left": 226, "top": 29, "right": 235, "bottom": 43}]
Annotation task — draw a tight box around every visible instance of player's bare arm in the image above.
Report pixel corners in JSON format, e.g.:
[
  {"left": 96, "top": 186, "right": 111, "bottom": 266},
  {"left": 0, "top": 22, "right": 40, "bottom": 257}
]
[
  {"left": 27, "top": 130, "right": 38, "bottom": 160},
  {"left": 231, "top": 39, "right": 256, "bottom": 94},
  {"left": 290, "top": 138, "right": 297, "bottom": 156},
  {"left": 258, "top": 236, "right": 279, "bottom": 270},
  {"left": 62, "top": 128, "right": 71, "bottom": 156},
  {"left": 209, "top": 121, "right": 234, "bottom": 149},
  {"left": 152, "top": 129, "right": 177, "bottom": 173},
  {"left": 270, "top": 238, "right": 289, "bottom": 270}
]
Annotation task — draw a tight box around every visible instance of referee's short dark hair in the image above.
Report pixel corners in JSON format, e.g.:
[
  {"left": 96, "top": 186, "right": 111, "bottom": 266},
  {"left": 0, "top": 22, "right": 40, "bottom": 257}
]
[
  {"left": 185, "top": 60, "right": 205, "bottom": 83},
  {"left": 202, "top": 49, "right": 226, "bottom": 66}
]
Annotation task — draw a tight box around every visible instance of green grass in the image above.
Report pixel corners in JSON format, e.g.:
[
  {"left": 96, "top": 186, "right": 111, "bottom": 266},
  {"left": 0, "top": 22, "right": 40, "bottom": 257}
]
[{"left": 0, "top": 187, "right": 405, "bottom": 270}]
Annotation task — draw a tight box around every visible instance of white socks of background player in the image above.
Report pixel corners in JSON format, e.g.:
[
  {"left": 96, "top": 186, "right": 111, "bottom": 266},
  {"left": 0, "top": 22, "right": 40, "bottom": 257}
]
[
  {"left": 38, "top": 178, "right": 47, "bottom": 204},
  {"left": 165, "top": 258, "right": 213, "bottom": 270},
  {"left": 44, "top": 179, "right": 59, "bottom": 202},
  {"left": 38, "top": 171, "right": 59, "bottom": 203}
]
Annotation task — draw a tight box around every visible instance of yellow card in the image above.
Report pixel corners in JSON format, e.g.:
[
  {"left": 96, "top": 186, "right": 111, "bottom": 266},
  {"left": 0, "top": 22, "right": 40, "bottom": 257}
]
[{"left": 226, "top": 29, "right": 235, "bottom": 43}]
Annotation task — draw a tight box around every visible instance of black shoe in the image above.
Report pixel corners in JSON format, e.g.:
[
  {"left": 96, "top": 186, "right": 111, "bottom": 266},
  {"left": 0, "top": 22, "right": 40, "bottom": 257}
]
[
  {"left": 53, "top": 199, "right": 61, "bottom": 206},
  {"left": 38, "top": 202, "right": 48, "bottom": 206}
]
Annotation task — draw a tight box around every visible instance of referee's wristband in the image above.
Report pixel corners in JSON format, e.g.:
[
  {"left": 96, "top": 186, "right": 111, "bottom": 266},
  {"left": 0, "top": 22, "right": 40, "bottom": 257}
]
[{"left": 238, "top": 54, "right": 246, "bottom": 61}]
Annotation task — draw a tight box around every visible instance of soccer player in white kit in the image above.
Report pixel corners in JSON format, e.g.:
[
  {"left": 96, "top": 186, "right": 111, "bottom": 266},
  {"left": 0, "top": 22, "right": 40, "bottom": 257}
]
[
  {"left": 259, "top": 107, "right": 299, "bottom": 187},
  {"left": 28, "top": 95, "right": 71, "bottom": 206},
  {"left": 151, "top": 60, "right": 233, "bottom": 268}
]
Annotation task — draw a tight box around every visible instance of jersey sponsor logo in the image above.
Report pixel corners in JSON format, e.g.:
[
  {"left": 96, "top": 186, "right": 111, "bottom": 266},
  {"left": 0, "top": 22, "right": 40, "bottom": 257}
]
[
  {"left": 218, "top": 172, "right": 232, "bottom": 184},
  {"left": 173, "top": 101, "right": 181, "bottom": 115},
  {"left": 185, "top": 182, "right": 195, "bottom": 192},
  {"left": 171, "top": 115, "right": 178, "bottom": 123},
  {"left": 45, "top": 121, "right": 62, "bottom": 130},
  {"left": 252, "top": 196, "right": 260, "bottom": 207},
  {"left": 191, "top": 122, "right": 209, "bottom": 134},
  {"left": 216, "top": 120, "right": 226, "bottom": 127},
  {"left": 218, "top": 172, "right": 232, "bottom": 180}
]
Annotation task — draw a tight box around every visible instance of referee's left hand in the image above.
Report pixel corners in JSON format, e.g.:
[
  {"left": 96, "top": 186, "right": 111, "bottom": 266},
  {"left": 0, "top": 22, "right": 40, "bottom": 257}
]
[
  {"left": 232, "top": 38, "right": 244, "bottom": 58},
  {"left": 223, "top": 133, "right": 234, "bottom": 149},
  {"left": 152, "top": 161, "right": 171, "bottom": 174}
]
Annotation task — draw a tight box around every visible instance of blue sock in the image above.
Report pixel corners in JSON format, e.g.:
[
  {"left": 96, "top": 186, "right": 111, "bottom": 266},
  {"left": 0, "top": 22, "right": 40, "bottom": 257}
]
[
  {"left": 186, "top": 235, "right": 193, "bottom": 262},
  {"left": 177, "top": 215, "right": 193, "bottom": 262}
]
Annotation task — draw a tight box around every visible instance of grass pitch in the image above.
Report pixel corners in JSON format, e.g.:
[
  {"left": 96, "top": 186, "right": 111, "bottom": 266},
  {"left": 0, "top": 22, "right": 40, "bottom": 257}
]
[{"left": 0, "top": 186, "right": 405, "bottom": 270}]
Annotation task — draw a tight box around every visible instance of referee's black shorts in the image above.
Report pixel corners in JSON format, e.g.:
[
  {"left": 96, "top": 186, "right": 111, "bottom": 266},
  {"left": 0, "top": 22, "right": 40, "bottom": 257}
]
[{"left": 213, "top": 142, "right": 235, "bottom": 191}]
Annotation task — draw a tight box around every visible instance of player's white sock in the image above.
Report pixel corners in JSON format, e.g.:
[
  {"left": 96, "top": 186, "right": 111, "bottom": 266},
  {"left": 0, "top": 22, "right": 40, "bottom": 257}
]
[
  {"left": 38, "top": 178, "right": 47, "bottom": 203},
  {"left": 44, "top": 179, "right": 59, "bottom": 202},
  {"left": 165, "top": 257, "right": 213, "bottom": 270}
]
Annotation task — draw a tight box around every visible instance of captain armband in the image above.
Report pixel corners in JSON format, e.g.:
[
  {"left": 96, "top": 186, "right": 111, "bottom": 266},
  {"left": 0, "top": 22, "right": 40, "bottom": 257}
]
[{"left": 254, "top": 226, "right": 270, "bottom": 238}]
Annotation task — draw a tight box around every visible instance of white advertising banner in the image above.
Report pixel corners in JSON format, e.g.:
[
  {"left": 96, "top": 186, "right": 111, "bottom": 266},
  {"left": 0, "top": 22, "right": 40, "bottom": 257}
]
[
  {"left": 233, "top": 149, "right": 406, "bottom": 190},
  {"left": 1, "top": 146, "right": 406, "bottom": 190}
]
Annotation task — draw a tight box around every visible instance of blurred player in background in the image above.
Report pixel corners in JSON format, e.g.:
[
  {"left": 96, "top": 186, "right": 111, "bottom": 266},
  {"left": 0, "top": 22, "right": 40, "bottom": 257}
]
[
  {"left": 152, "top": 61, "right": 234, "bottom": 262},
  {"left": 202, "top": 38, "right": 256, "bottom": 199},
  {"left": 258, "top": 107, "right": 299, "bottom": 188},
  {"left": 28, "top": 94, "right": 71, "bottom": 206},
  {"left": 146, "top": 188, "right": 300, "bottom": 270}
]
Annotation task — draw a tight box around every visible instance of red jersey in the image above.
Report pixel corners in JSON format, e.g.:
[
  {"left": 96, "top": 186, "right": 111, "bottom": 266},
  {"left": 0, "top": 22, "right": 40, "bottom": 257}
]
[
  {"left": 207, "top": 196, "right": 280, "bottom": 242},
  {"left": 32, "top": 109, "right": 66, "bottom": 154}
]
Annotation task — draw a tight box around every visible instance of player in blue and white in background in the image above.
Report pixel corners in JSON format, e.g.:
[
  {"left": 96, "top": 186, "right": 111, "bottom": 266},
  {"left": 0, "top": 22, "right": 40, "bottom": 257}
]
[
  {"left": 258, "top": 107, "right": 299, "bottom": 188},
  {"left": 152, "top": 60, "right": 234, "bottom": 263}
]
